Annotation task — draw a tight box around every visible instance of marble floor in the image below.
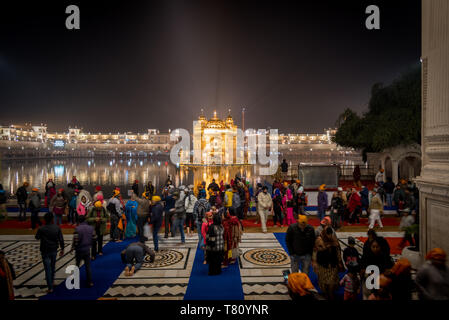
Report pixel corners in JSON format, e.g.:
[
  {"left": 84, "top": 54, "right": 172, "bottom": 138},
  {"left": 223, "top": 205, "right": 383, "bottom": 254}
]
[{"left": 0, "top": 231, "right": 404, "bottom": 300}]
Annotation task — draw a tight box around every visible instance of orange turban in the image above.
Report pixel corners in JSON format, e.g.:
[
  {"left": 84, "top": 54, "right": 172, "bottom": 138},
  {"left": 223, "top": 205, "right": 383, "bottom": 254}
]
[
  {"left": 321, "top": 216, "right": 331, "bottom": 225},
  {"left": 390, "top": 258, "right": 411, "bottom": 276},
  {"left": 288, "top": 273, "right": 315, "bottom": 296},
  {"left": 298, "top": 215, "right": 307, "bottom": 224},
  {"left": 425, "top": 248, "right": 447, "bottom": 262},
  {"left": 319, "top": 184, "right": 326, "bottom": 191},
  {"left": 379, "top": 274, "right": 392, "bottom": 288}
]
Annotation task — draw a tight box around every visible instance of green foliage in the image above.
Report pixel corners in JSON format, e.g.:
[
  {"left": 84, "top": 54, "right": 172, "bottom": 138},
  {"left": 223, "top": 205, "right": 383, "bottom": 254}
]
[{"left": 333, "top": 66, "right": 421, "bottom": 155}]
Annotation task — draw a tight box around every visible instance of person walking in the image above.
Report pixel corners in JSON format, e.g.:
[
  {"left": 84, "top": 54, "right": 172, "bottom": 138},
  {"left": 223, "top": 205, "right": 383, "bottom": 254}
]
[
  {"left": 272, "top": 189, "right": 284, "bottom": 227},
  {"left": 347, "top": 187, "right": 361, "bottom": 224},
  {"left": 87, "top": 201, "right": 108, "bottom": 259},
  {"left": 132, "top": 180, "right": 139, "bottom": 196},
  {"left": 339, "top": 261, "right": 361, "bottom": 301},
  {"left": 415, "top": 248, "right": 449, "bottom": 300},
  {"left": 193, "top": 193, "right": 211, "bottom": 248},
  {"left": 124, "top": 197, "right": 138, "bottom": 239},
  {"left": 50, "top": 189, "right": 67, "bottom": 226},
  {"left": 281, "top": 159, "right": 289, "bottom": 180},
  {"left": 68, "top": 190, "right": 79, "bottom": 225},
  {"left": 353, "top": 165, "right": 362, "bottom": 188},
  {"left": 0, "top": 185, "right": 8, "bottom": 222},
  {"left": 35, "top": 213, "right": 64, "bottom": 293},
  {"left": 122, "top": 240, "right": 155, "bottom": 276},
  {"left": 149, "top": 196, "right": 164, "bottom": 251},
  {"left": 28, "top": 188, "right": 42, "bottom": 230},
  {"left": 145, "top": 181, "right": 155, "bottom": 197},
  {"left": 257, "top": 186, "right": 273, "bottom": 233},
  {"left": 184, "top": 187, "right": 198, "bottom": 237},
  {"left": 70, "top": 215, "right": 94, "bottom": 288},
  {"left": 206, "top": 213, "right": 225, "bottom": 275},
  {"left": 312, "top": 225, "right": 344, "bottom": 300},
  {"left": 107, "top": 190, "right": 124, "bottom": 242},
  {"left": 286, "top": 215, "right": 316, "bottom": 275},
  {"left": 162, "top": 190, "right": 176, "bottom": 238},
  {"left": 368, "top": 188, "right": 384, "bottom": 230},
  {"left": 173, "top": 191, "right": 186, "bottom": 244},
  {"left": 283, "top": 188, "right": 295, "bottom": 226},
  {"left": 16, "top": 182, "right": 29, "bottom": 222},
  {"left": 317, "top": 184, "right": 328, "bottom": 222},
  {"left": 135, "top": 193, "right": 150, "bottom": 241},
  {"left": 330, "top": 192, "right": 344, "bottom": 230},
  {"left": 375, "top": 168, "right": 385, "bottom": 186},
  {"left": 383, "top": 177, "right": 395, "bottom": 207}
]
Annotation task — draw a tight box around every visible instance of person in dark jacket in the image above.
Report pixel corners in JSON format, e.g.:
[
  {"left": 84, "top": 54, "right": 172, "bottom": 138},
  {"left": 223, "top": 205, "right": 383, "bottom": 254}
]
[
  {"left": 360, "top": 186, "right": 370, "bottom": 215},
  {"left": 162, "top": 192, "right": 176, "bottom": 238},
  {"left": 16, "top": 182, "right": 29, "bottom": 221},
  {"left": 361, "top": 236, "right": 394, "bottom": 299},
  {"left": 0, "top": 250, "right": 16, "bottom": 300},
  {"left": 207, "top": 179, "right": 219, "bottom": 192},
  {"left": 286, "top": 215, "right": 316, "bottom": 275},
  {"left": 150, "top": 196, "right": 164, "bottom": 251},
  {"left": 122, "top": 239, "right": 155, "bottom": 276},
  {"left": 35, "top": 213, "right": 64, "bottom": 293},
  {"left": 144, "top": 181, "right": 155, "bottom": 197},
  {"left": 28, "top": 188, "right": 42, "bottom": 230},
  {"left": 383, "top": 177, "right": 395, "bottom": 207},
  {"left": 342, "top": 236, "right": 361, "bottom": 267},
  {"left": 70, "top": 215, "right": 94, "bottom": 287},
  {"left": 132, "top": 180, "right": 139, "bottom": 196},
  {"left": 86, "top": 201, "right": 108, "bottom": 259}
]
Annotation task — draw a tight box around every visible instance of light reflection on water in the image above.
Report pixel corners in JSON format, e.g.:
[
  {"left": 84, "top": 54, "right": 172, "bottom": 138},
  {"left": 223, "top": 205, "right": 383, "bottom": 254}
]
[{"left": 0, "top": 158, "right": 266, "bottom": 197}]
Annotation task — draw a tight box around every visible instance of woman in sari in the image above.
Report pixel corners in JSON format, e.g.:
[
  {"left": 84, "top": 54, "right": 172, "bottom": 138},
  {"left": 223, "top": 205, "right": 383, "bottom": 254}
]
[
  {"left": 313, "top": 225, "right": 344, "bottom": 300},
  {"left": 125, "top": 197, "right": 138, "bottom": 238}
]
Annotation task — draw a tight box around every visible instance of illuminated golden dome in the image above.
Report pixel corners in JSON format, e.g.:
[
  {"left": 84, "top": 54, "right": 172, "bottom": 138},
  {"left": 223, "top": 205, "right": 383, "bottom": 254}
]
[
  {"left": 206, "top": 111, "right": 227, "bottom": 129},
  {"left": 225, "top": 109, "right": 234, "bottom": 126}
]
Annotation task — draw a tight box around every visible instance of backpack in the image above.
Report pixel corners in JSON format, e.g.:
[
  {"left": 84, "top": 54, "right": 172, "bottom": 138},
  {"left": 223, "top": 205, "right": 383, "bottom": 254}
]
[
  {"left": 0, "top": 191, "right": 6, "bottom": 204},
  {"left": 107, "top": 202, "right": 118, "bottom": 216},
  {"left": 196, "top": 200, "right": 208, "bottom": 222},
  {"left": 31, "top": 194, "right": 40, "bottom": 209},
  {"left": 232, "top": 193, "right": 241, "bottom": 209}
]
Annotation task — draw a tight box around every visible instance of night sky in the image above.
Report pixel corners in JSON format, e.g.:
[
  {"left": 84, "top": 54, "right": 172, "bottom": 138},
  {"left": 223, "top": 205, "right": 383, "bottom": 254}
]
[{"left": 0, "top": 0, "right": 421, "bottom": 133}]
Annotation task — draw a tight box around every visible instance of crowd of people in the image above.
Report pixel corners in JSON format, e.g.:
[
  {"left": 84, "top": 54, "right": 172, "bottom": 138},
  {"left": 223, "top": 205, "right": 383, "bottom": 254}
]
[
  {"left": 285, "top": 214, "right": 449, "bottom": 300},
  {"left": 0, "top": 170, "right": 446, "bottom": 301}
]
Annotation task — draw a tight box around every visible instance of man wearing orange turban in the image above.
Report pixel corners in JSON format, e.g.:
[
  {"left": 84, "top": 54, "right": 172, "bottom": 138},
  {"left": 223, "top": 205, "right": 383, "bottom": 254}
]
[
  {"left": 287, "top": 272, "right": 316, "bottom": 300},
  {"left": 415, "top": 248, "right": 449, "bottom": 300}
]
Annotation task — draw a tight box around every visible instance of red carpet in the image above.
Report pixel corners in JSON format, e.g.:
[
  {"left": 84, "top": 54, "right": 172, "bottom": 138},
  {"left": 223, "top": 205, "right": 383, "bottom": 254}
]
[
  {"left": 241, "top": 217, "right": 400, "bottom": 228},
  {"left": 0, "top": 220, "right": 113, "bottom": 230},
  {"left": 357, "top": 237, "right": 403, "bottom": 255}
]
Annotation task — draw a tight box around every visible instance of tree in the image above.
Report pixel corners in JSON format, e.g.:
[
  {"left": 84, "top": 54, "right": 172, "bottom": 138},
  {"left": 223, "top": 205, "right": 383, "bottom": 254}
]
[{"left": 333, "top": 66, "right": 421, "bottom": 161}]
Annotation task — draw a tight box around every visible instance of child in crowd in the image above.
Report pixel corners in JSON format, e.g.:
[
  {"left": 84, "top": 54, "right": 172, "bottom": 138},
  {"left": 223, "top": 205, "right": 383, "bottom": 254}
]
[
  {"left": 68, "top": 190, "right": 79, "bottom": 225},
  {"left": 339, "top": 261, "right": 361, "bottom": 301},
  {"left": 343, "top": 236, "right": 361, "bottom": 266}
]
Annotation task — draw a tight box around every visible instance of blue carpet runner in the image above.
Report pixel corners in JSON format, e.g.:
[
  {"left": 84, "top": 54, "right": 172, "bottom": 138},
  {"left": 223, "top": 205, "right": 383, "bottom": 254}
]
[
  {"left": 184, "top": 246, "right": 244, "bottom": 300},
  {"left": 40, "top": 237, "right": 135, "bottom": 300},
  {"left": 274, "top": 232, "right": 347, "bottom": 300}
]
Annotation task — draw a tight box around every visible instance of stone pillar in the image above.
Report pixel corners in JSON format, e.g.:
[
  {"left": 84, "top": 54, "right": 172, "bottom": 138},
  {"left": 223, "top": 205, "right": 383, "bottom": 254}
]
[
  {"left": 415, "top": 0, "right": 449, "bottom": 263},
  {"left": 392, "top": 159, "right": 399, "bottom": 185}
]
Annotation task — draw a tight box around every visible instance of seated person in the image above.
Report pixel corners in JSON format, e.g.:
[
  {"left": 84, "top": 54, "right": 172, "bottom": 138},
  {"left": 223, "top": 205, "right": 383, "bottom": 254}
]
[
  {"left": 121, "top": 239, "right": 155, "bottom": 276},
  {"left": 287, "top": 272, "right": 324, "bottom": 301}
]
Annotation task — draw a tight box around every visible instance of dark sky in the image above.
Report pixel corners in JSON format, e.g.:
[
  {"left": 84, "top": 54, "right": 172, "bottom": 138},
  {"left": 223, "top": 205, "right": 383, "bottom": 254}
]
[{"left": 0, "top": 0, "right": 421, "bottom": 133}]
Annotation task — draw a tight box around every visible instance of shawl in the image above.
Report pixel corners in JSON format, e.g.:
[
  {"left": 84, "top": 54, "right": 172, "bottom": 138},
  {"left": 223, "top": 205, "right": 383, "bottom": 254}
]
[{"left": 0, "top": 258, "right": 14, "bottom": 300}]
